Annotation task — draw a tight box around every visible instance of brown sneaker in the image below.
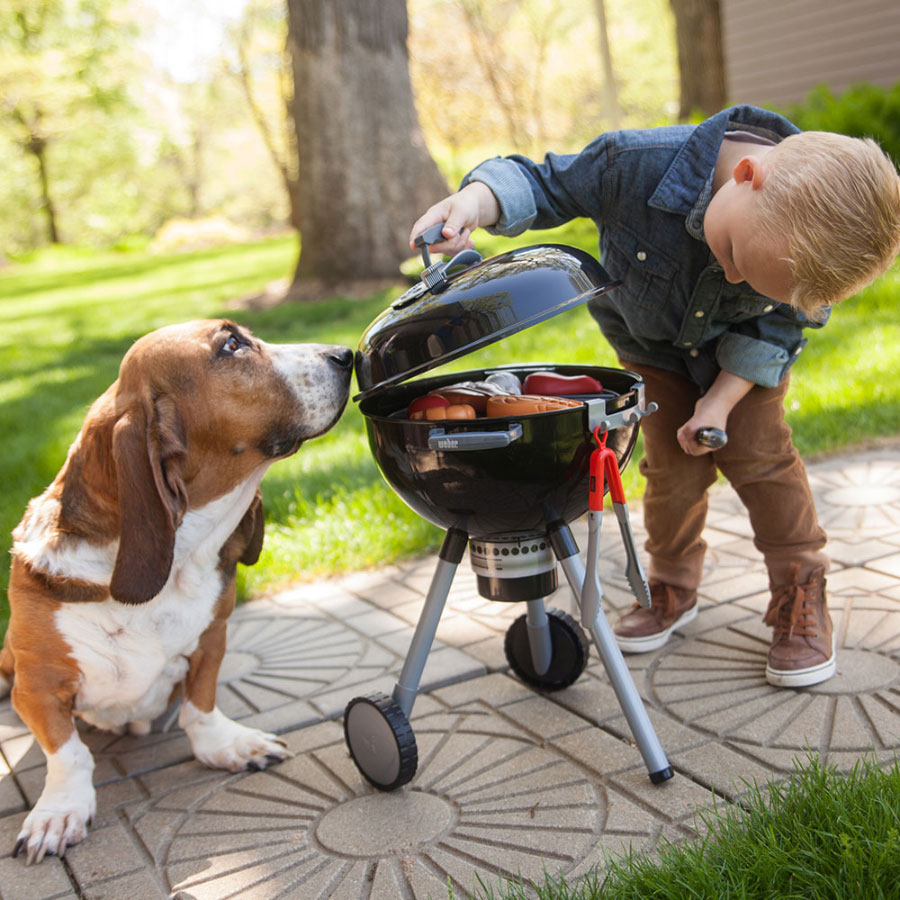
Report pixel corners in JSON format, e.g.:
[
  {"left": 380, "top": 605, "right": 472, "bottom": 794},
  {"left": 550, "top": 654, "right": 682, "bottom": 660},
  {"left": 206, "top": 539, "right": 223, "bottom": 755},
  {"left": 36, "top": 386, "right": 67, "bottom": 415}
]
[
  {"left": 613, "top": 581, "right": 698, "bottom": 653},
  {"left": 764, "top": 564, "right": 836, "bottom": 687}
]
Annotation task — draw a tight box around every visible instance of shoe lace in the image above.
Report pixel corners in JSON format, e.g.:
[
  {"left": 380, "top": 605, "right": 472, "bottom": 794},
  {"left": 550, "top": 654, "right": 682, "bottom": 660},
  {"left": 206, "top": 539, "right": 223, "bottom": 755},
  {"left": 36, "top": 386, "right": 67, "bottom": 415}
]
[{"left": 764, "top": 564, "right": 820, "bottom": 640}]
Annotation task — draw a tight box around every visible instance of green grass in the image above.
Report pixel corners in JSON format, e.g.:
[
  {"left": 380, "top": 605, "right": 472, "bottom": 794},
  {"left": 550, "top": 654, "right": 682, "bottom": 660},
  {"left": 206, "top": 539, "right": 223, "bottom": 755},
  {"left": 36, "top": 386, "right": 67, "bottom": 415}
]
[
  {"left": 460, "top": 754, "right": 900, "bottom": 900},
  {"left": 1, "top": 230, "right": 899, "bottom": 635}
]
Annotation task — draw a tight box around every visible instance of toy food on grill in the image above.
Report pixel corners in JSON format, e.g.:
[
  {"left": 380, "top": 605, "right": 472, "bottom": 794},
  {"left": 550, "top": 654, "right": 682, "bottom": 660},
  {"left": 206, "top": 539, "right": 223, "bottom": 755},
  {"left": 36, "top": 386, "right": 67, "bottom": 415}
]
[
  {"left": 523, "top": 371, "right": 603, "bottom": 395},
  {"left": 406, "top": 373, "right": 600, "bottom": 420},
  {"left": 484, "top": 371, "right": 523, "bottom": 394},
  {"left": 485, "top": 394, "right": 582, "bottom": 416},
  {"left": 406, "top": 380, "right": 507, "bottom": 417},
  {"left": 407, "top": 394, "right": 450, "bottom": 417},
  {"left": 411, "top": 403, "right": 476, "bottom": 421}
]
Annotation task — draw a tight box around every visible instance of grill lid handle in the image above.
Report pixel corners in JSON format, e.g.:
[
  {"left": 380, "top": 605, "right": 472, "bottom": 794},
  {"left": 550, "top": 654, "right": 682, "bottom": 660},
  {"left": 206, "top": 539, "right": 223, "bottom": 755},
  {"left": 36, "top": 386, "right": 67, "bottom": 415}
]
[
  {"left": 414, "top": 224, "right": 483, "bottom": 293},
  {"left": 414, "top": 223, "right": 447, "bottom": 267}
]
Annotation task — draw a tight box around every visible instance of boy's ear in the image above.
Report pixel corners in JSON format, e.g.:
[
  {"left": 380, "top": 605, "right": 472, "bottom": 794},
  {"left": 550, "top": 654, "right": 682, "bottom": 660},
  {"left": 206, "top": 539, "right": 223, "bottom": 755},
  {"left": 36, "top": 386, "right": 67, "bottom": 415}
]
[{"left": 733, "top": 156, "right": 767, "bottom": 189}]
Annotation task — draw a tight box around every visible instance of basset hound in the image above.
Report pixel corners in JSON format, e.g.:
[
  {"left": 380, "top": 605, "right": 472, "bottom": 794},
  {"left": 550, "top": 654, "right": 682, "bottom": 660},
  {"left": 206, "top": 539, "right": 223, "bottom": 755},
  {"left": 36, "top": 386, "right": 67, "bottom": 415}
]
[{"left": 0, "top": 319, "right": 353, "bottom": 863}]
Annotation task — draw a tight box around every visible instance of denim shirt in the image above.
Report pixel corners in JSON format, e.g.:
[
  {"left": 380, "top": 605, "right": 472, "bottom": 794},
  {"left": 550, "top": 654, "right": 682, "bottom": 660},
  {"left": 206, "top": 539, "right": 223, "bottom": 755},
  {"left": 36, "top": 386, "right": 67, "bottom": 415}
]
[{"left": 461, "top": 105, "right": 828, "bottom": 390}]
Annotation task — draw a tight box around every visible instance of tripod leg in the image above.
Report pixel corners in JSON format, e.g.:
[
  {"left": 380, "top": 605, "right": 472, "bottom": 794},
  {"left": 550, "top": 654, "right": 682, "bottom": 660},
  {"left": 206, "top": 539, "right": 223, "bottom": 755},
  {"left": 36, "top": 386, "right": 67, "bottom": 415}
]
[
  {"left": 392, "top": 527, "right": 468, "bottom": 718},
  {"left": 524, "top": 598, "right": 553, "bottom": 676},
  {"left": 549, "top": 522, "right": 673, "bottom": 783}
]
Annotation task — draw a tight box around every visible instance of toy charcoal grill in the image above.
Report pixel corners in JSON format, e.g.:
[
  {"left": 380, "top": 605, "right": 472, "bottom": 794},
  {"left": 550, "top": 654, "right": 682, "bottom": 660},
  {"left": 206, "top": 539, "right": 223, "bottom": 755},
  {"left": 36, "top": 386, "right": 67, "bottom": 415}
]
[{"left": 344, "top": 230, "right": 674, "bottom": 789}]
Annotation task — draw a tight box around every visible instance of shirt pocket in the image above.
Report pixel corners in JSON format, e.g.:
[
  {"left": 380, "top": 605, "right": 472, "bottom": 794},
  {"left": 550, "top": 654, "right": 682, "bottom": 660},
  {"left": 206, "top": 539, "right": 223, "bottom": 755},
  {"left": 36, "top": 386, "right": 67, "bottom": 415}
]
[
  {"left": 714, "top": 282, "right": 779, "bottom": 323},
  {"left": 602, "top": 226, "right": 678, "bottom": 311}
]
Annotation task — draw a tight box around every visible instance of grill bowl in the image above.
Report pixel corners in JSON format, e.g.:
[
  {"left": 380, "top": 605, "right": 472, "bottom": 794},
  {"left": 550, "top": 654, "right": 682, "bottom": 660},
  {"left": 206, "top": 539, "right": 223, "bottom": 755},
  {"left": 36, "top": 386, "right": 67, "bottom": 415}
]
[{"left": 359, "top": 363, "right": 643, "bottom": 539}]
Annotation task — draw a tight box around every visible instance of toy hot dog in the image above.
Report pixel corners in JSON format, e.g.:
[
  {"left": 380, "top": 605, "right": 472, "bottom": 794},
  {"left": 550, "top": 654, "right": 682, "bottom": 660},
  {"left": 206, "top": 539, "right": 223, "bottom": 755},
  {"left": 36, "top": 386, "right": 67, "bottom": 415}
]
[
  {"left": 523, "top": 371, "right": 603, "bottom": 396},
  {"left": 410, "top": 403, "right": 477, "bottom": 421},
  {"left": 408, "top": 394, "right": 450, "bottom": 418}
]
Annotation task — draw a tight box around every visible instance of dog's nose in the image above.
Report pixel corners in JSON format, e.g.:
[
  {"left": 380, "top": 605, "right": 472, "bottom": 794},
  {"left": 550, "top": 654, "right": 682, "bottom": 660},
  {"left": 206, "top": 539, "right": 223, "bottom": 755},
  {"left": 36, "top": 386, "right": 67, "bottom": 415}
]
[{"left": 327, "top": 347, "right": 354, "bottom": 370}]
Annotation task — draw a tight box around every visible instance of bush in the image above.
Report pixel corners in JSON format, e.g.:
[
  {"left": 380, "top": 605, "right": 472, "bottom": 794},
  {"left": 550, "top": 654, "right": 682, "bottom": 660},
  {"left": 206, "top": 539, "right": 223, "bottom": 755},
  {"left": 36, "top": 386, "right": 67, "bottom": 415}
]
[{"left": 783, "top": 81, "right": 900, "bottom": 166}]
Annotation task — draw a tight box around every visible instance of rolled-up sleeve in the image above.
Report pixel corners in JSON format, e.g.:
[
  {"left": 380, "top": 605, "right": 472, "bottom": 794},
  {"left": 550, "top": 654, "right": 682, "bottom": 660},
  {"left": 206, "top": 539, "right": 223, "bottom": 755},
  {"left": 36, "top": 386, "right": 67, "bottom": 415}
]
[
  {"left": 716, "top": 306, "right": 828, "bottom": 387},
  {"left": 461, "top": 137, "right": 612, "bottom": 237}
]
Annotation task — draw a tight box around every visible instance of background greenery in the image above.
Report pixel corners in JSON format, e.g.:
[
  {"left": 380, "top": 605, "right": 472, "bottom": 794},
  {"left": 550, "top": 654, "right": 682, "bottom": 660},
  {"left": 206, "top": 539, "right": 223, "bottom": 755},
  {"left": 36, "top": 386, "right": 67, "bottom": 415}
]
[
  {"left": 3, "top": 1, "right": 900, "bottom": 638},
  {"left": 2, "top": 218, "right": 898, "bottom": 635}
]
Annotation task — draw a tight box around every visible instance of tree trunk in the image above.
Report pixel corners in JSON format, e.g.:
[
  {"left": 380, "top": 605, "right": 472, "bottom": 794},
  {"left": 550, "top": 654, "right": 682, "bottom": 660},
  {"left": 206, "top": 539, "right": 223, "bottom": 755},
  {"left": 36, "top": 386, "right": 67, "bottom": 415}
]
[
  {"left": 286, "top": 0, "right": 448, "bottom": 288},
  {"left": 669, "top": 0, "right": 726, "bottom": 121},
  {"left": 26, "top": 134, "right": 61, "bottom": 244},
  {"left": 594, "top": 0, "right": 621, "bottom": 130}
]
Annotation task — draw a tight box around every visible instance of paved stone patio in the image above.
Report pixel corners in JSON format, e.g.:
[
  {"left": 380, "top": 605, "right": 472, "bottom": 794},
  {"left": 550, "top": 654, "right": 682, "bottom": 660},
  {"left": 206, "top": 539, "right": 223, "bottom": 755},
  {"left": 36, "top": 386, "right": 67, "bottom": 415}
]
[{"left": 2, "top": 445, "right": 899, "bottom": 899}]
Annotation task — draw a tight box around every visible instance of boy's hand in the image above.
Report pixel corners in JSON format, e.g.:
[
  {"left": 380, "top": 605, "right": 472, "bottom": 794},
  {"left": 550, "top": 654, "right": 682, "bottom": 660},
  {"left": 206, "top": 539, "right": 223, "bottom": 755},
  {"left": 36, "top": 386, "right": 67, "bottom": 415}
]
[
  {"left": 409, "top": 182, "right": 500, "bottom": 257},
  {"left": 677, "top": 370, "right": 755, "bottom": 456},
  {"left": 677, "top": 411, "right": 728, "bottom": 456}
]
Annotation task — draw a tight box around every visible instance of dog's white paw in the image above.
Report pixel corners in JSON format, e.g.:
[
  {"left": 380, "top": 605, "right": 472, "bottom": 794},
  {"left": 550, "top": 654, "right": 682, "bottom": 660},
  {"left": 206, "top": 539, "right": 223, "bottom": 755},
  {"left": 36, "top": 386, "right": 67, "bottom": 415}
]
[
  {"left": 181, "top": 703, "right": 292, "bottom": 773},
  {"left": 13, "top": 732, "right": 96, "bottom": 864},
  {"left": 14, "top": 786, "right": 96, "bottom": 865}
]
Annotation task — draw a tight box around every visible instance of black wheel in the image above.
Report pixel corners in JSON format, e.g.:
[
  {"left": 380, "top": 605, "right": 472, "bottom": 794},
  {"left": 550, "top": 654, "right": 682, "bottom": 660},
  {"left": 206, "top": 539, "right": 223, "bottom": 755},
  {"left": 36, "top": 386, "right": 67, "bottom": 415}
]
[
  {"left": 504, "top": 607, "right": 590, "bottom": 690},
  {"left": 344, "top": 692, "right": 418, "bottom": 791}
]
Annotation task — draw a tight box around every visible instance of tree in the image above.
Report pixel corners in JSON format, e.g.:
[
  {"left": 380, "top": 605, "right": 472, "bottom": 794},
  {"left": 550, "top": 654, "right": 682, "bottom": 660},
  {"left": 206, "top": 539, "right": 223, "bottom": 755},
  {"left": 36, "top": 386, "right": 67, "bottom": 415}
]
[
  {"left": 229, "top": 0, "right": 300, "bottom": 232},
  {"left": 594, "top": 0, "right": 620, "bottom": 130},
  {"left": 285, "top": 0, "right": 448, "bottom": 289},
  {"left": 669, "top": 0, "right": 725, "bottom": 120},
  {"left": 0, "top": 0, "right": 136, "bottom": 245}
]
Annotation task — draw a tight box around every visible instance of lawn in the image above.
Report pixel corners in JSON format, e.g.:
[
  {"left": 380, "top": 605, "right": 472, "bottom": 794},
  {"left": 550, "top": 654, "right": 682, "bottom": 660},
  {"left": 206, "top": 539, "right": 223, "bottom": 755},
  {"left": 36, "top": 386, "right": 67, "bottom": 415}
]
[
  {"left": 2, "top": 230, "right": 899, "bottom": 635},
  {"left": 470, "top": 754, "right": 900, "bottom": 900}
]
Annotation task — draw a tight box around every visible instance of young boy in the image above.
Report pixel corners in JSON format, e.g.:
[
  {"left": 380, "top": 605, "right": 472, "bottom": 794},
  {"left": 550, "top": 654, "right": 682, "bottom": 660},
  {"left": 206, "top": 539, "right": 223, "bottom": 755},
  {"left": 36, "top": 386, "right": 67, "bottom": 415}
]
[{"left": 410, "top": 105, "right": 900, "bottom": 688}]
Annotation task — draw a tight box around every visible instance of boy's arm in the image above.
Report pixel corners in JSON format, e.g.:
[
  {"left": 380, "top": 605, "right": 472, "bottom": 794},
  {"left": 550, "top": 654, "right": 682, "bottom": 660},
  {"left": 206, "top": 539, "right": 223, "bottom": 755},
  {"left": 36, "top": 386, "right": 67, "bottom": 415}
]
[
  {"left": 410, "top": 136, "right": 613, "bottom": 255},
  {"left": 677, "top": 369, "right": 754, "bottom": 456}
]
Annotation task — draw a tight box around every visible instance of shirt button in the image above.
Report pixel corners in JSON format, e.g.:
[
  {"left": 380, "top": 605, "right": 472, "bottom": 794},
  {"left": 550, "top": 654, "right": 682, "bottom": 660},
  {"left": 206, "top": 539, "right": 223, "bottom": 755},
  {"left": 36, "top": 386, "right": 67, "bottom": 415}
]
[
  {"left": 763, "top": 304, "right": 774, "bottom": 312},
  {"left": 689, "top": 349, "right": 700, "bottom": 357},
  {"left": 636, "top": 250, "right": 647, "bottom": 261},
  {"left": 694, "top": 310, "right": 705, "bottom": 318}
]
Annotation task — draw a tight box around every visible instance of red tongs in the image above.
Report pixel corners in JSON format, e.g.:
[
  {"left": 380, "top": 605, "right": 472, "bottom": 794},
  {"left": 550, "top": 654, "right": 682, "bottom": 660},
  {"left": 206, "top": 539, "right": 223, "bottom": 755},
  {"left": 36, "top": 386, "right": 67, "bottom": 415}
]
[{"left": 585, "top": 427, "right": 652, "bottom": 609}]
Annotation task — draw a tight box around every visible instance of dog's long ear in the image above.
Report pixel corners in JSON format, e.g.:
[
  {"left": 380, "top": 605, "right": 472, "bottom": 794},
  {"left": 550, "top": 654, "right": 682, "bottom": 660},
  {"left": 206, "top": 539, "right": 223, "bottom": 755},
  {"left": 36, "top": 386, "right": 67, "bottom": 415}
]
[
  {"left": 238, "top": 490, "right": 265, "bottom": 566},
  {"left": 110, "top": 395, "right": 188, "bottom": 604}
]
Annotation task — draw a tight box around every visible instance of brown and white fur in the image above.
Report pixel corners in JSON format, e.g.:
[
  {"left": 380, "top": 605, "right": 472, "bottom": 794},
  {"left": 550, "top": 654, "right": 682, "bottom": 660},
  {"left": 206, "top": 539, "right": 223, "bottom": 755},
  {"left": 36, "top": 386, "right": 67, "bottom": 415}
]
[{"left": 0, "top": 319, "right": 352, "bottom": 863}]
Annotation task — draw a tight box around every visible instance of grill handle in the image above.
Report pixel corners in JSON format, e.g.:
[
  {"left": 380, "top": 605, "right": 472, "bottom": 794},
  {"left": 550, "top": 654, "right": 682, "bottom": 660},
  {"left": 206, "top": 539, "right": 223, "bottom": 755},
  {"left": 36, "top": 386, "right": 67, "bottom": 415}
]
[
  {"left": 428, "top": 423, "right": 523, "bottom": 451},
  {"left": 586, "top": 388, "right": 658, "bottom": 433}
]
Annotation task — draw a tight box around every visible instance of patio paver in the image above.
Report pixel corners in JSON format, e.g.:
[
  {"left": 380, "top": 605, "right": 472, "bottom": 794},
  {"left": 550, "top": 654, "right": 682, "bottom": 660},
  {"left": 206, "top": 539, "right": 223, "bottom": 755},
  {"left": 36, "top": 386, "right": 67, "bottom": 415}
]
[{"left": 2, "top": 444, "right": 900, "bottom": 899}]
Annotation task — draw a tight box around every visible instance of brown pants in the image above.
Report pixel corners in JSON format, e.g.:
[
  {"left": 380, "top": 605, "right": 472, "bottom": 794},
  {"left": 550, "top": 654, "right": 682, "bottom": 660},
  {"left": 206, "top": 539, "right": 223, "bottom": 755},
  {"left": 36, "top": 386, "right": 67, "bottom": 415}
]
[{"left": 624, "top": 361, "right": 828, "bottom": 590}]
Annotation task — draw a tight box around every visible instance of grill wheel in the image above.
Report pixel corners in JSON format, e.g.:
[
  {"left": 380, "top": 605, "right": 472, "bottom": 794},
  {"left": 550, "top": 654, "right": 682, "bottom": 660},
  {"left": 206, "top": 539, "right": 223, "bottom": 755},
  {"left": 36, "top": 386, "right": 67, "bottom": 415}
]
[
  {"left": 344, "top": 692, "right": 418, "bottom": 791},
  {"left": 504, "top": 607, "right": 590, "bottom": 690}
]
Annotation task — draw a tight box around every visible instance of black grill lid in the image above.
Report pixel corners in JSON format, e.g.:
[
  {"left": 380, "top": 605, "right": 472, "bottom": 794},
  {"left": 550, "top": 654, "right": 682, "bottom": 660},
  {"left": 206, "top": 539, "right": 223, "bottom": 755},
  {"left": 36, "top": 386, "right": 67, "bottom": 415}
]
[{"left": 354, "top": 242, "right": 619, "bottom": 401}]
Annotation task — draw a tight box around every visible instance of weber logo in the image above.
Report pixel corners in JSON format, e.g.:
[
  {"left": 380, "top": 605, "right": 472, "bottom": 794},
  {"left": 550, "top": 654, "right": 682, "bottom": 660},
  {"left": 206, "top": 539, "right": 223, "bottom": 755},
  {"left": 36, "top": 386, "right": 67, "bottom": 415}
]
[{"left": 436, "top": 438, "right": 459, "bottom": 449}]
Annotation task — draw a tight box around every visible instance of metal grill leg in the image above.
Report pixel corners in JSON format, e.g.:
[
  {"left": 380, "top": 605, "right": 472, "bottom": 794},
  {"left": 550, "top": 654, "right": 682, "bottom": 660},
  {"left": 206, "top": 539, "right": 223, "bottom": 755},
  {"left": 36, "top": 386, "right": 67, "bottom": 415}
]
[
  {"left": 392, "top": 527, "right": 468, "bottom": 718},
  {"left": 524, "top": 598, "right": 553, "bottom": 676},
  {"left": 550, "top": 522, "right": 673, "bottom": 783}
]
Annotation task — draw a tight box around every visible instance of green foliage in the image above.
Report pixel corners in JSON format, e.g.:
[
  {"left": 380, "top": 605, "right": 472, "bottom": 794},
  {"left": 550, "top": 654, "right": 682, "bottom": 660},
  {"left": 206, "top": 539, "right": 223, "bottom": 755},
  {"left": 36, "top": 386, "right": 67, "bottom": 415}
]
[
  {"left": 784, "top": 81, "right": 900, "bottom": 165},
  {"left": 2, "top": 229, "right": 899, "bottom": 636},
  {"left": 411, "top": 0, "right": 678, "bottom": 178},
  {"left": 0, "top": 0, "right": 142, "bottom": 249},
  {"left": 466, "top": 754, "right": 900, "bottom": 900}
]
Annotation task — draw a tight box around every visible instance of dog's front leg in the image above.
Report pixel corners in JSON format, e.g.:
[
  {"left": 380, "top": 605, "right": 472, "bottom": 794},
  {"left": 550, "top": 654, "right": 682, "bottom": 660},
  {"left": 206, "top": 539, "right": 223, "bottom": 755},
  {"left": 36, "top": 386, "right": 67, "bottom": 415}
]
[
  {"left": 10, "top": 685, "right": 95, "bottom": 864},
  {"left": 179, "top": 617, "right": 292, "bottom": 772}
]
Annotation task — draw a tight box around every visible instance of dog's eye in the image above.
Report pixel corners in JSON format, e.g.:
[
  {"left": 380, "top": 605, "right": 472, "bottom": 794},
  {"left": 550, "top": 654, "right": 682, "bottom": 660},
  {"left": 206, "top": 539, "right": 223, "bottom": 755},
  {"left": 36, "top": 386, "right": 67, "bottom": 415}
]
[{"left": 219, "top": 334, "right": 246, "bottom": 357}]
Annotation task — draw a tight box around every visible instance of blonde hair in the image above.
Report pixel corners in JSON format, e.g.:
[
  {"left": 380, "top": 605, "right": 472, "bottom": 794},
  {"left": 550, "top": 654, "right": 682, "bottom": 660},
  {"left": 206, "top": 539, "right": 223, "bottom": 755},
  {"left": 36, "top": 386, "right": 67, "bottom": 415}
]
[{"left": 756, "top": 131, "right": 900, "bottom": 318}]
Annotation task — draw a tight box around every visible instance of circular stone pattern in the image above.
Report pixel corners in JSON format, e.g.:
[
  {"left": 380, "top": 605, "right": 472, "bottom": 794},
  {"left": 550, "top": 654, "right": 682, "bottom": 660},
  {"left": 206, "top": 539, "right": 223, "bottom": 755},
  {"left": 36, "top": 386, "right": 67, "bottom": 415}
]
[
  {"left": 809, "top": 648, "right": 900, "bottom": 695},
  {"left": 217, "top": 610, "right": 368, "bottom": 717},
  {"left": 217, "top": 650, "right": 261, "bottom": 683},
  {"left": 648, "top": 599, "right": 900, "bottom": 761},
  {"left": 315, "top": 791, "right": 455, "bottom": 856},
  {"left": 823, "top": 485, "right": 900, "bottom": 507},
  {"left": 159, "top": 711, "right": 608, "bottom": 899}
]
